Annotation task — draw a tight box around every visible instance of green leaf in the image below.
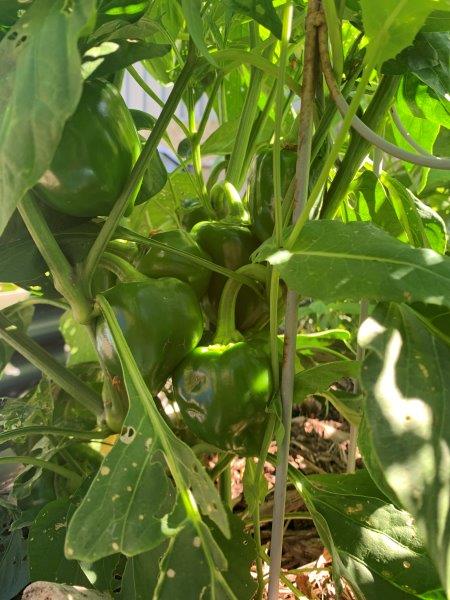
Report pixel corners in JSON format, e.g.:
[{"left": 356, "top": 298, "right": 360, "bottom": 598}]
[
  {"left": 0, "top": 209, "right": 100, "bottom": 289},
  {"left": 0, "top": 0, "right": 96, "bottom": 235},
  {"left": 294, "top": 361, "right": 362, "bottom": 425},
  {"left": 360, "top": 0, "right": 450, "bottom": 66},
  {"left": 66, "top": 399, "right": 175, "bottom": 562},
  {"left": 243, "top": 458, "right": 268, "bottom": 516},
  {"left": 384, "top": 33, "right": 450, "bottom": 99},
  {"left": 119, "top": 543, "right": 168, "bottom": 600},
  {"left": 423, "top": 10, "right": 450, "bottom": 31},
  {"left": 400, "top": 74, "right": 450, "bottom": 129},
  {"left": 292, "top": 468, "right": 443, "bottom": 600},
  {"left": 29, "top": 499, "right": 90, "bottom": 586},
  {"left": 181, "top": 0, "right": 217, "bottom": 66},
  {"left": 0, "top": 302, "right": 34, "bottom": 377},
  {"left": 60, "top": 312, "right": 98, "bottom": 367},
  {"left": 358, "top": 303, "right": 450, "bottom": 594},
  {"left": 155, "top": 514, "right": 257, "bottom": 599},
  {"left": 225, "top": 0, "right": 282, "bottom": 39},
  {"left": 0, "top": 508, "right": 29, "bottom": 598},
  {"left": 84, "top": 40, "right": 170, "bottom": 78},
  {"left": 257, "top": 221, "right": 450, "bottom": 308}
]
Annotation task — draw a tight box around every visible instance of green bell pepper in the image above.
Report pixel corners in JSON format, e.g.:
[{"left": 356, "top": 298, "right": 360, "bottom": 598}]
[
  {"left": 135, "top": 229, "right": 212, "bottom": 298},
  {"left": 34, "top": 80, "right": 141, "bottom": 218},
  {"left": 96, "top": 278, "right": 204, "bottom": 395}
]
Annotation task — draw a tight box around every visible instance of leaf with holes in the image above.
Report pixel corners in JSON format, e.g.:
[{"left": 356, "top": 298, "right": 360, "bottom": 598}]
[
  {"left": 0, "top": 0, "right": 96, "bottom": 234},
  {"left": 154, "top": 514, "right": 257, "bottom": 599},
  {"left": 65, "top": 398, "right": 176, "bottom": 562},
  {"left": 292, "top": 468, "right": 444, "bottom": 600},
  {"left": 256, "top": 221, "right": 450, "bottom": 308},
  {"left": 358, "top": 303, "right": 450, "bottom": 595},
  {"left": 0, "top": 508, "right": 29, "bottom": 599}
]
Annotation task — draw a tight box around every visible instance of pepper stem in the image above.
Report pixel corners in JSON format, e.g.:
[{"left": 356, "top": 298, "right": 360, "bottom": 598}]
[
  {"left": 213, "top": 264, "right": 267, "bottom": 345},
  {"left": 99, "top": 252, "right": 147, "bottom": 283}
]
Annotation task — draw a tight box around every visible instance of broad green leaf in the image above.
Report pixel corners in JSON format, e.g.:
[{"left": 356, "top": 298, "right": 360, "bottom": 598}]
[
  {"left": 29, "top": 498, "right": 119, "bottom": 591},
  {"left": 359, "top": 303, "right": 450, "bottom": 594},
  {"left": 0, "top": 508, "right": 29, "bottom": 598},
  {"left": 0, "top": 206, "right": 100, "bottom": 289},
  {"left": 381, "top": 175, "right": 447, "bottom": 254},
  {"left": 225, "top": 0, "right": 282, "bottom": 39},
  {"left": 423, "top": 10, "right": 450, "bottom": 30},
  {"left": 94, "top": 295, "right": 230, "bottom": 537},
  {"left": 181, "top": 0, "right": 217, "bottom": 66},
  {"left": 97, "top": 0, "right": 151, "bottom": 25},
  {"left": 66, "top": 399, "right": 175, "bottom": 562},
  {"left": 292, "top": 468, "right": 443, "bottom": 600},
  {"left": 0, "top": 0, "right": 96, "bottom": 235},
  {"left": 60, "top": 312, "right": 97, "bottom": 367},
  {"left": 343, "top": 171, "right": 446, "bottom": 251},
  {"left": 257, "top": 221, "right": 450, "bottom": 308},
  {"left": 202, "top": 117, "right": 274, "bottom": 155},
  {"left": 84, "top": 40, "right": 170, "bottom": 78},
  {"left": 400, "top": 74, "right": 450, "bottom": 129},
  {"left": 119, "top": 543, "right": 169, "bottom": 600},
  {"left": 29, "top": 499, "right": 90, "bottom": 586},
  {"left": 360, "top": 0, "right": 450, "bottom": 66},
  {"left": 155, "top": 515, "right": 257, "bottom": 599},
  {"left": 384, "top": 33, "right": 450, "bottom": 99}
]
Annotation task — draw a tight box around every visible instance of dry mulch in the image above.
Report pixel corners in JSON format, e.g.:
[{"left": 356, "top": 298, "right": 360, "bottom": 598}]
[{"left": 227, "top": 408, "right": 360, "bottom": 599}]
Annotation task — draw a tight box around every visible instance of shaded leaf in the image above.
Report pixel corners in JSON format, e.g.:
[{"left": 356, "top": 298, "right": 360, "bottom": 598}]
[
  {"left": 181, "top": 0, "right": 217, "bottom": 66},
  {"left": 243, "top": 458, "right": 268, "bottom": 516},
  {"left": 0, "top": 0, "right": 96, "bottom": 234},
  {"left": 257, "top": 221, "right": 450, "bottom": 308},
  {"left": 0, "top": 508, "right": 29, "bottom": 599},
  {"left": 359, "top": 303, "right": 450, "bottom": 594},
  {"left": 119, "top": 542, "right": 168, "bottom": 599},
  {"left": 292, "top": 468, "right": 443, "bottom": 600},
  {"left": 155, "top": 514, "right": 256, "bottom": 599},
  {"left": 0, "top": 302, "right": 34, "bottom": 377},
  {"left": 60, "top": 312, "right": 97, "bottom": 367}
]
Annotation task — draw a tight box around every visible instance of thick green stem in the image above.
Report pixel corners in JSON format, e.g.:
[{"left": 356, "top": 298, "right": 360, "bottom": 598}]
[
  {"left": 83, "top": 47, "right": 196, "bottom": 288},
  {"left": 319, "top": 75, "right": 399, "bottom": 219},
  {"left": 268, "top": 1, "right": 319, "bottom": 596},
  {"left": 213, "top": 264, "right": 266, "bottom": 344},
  {"left": 18, "top": 195, "right": 92, "bottom": 323},
  {"left": 0, "top": 312, "right": 103, "bottom": 418},
  {"left": 127, "top": 65, "right": 189, "bottom": 137},
  {"left": 0, "top": 455, "right": 82, "bottom": 486}
]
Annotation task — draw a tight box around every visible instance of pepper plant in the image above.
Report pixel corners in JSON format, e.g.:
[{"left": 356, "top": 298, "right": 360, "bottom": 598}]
[{"left": 0, "top": 0, "right": 449, "bottom": 598}]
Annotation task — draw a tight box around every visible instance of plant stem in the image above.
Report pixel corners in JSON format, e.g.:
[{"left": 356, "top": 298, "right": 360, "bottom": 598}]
[
  {"left": 188, "top": 87, "right": 208, "bottom": 202},
  {"left": 273, "top": 3, "right": 294, "bottom": 247},
  {"left": 254, "top": 503, "right": 265, "bottom": 600},
  {"left": 83, "top": 46, "right": 196, "bottom": 288},
  {"left": 99, "top": 252, "right": 147, "bottom": 283},
  {"left": 0, "top": 455, "right": 82, "bottom": 486},
  {"left": 267, "top": 1, "right": 319, "bottom": 596},
  {"left": 219, "top": 464, "right": 232, "bottom": 509},
  {"left": 213, "top": 264, "right": 266, "bottom": 344},
  {"left": 0, "top": 312, "right": 103, "bottom": 418},
  {"left": 0, "top": 426, "right": 108, "bottom": 445},
  {"left": 347, "top": 298, "right": 369, "bottom": 473},
  {"left": 17, "top": 194, "right": 92, "bottom": 324},
  {"left": 127, "top": 65, "right": 189, "bottom": 137},
  {"left": 226, "top": 26, "right": 266, "bottom": 187}
]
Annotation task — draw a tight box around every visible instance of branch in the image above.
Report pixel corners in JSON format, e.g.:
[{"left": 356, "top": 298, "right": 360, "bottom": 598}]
[{"left": 318, "top": 22, "right": 450, "bottom": 170}]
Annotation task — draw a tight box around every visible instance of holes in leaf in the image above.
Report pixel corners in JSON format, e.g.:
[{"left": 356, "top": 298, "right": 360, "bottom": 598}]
[
  {"left": 16, "top": 35, "right": 27, "bottom": 47},
  {"left": 7, "top": 31, "right": 18, "bottom": 41},
  {"left": 120, "top": 426, "right": 136, "bottom": 444}
]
